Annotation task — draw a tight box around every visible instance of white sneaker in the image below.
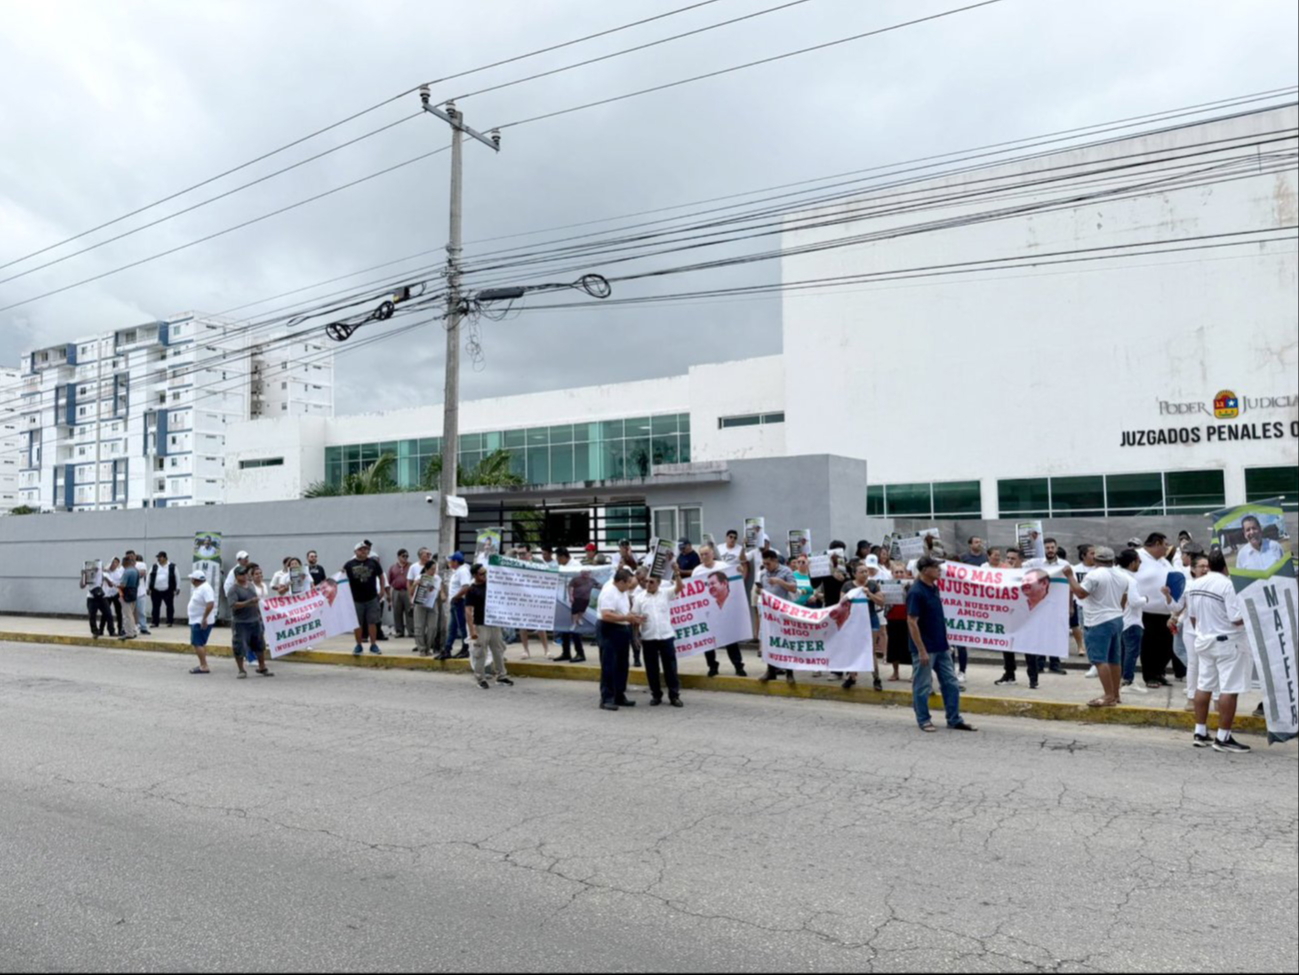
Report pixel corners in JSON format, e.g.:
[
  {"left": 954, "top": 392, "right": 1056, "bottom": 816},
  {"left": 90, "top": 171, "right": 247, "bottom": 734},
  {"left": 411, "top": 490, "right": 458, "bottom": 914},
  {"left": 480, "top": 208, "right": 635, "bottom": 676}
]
[
  {"left": 1123, "top": 681, "right": 1149, "bottom": 695},
  {"left": 957, "top": 672, "right": 966, "bottom": 686},
  {"left": 1084, "top": 666, "right": 1098, "bottom": 679}
]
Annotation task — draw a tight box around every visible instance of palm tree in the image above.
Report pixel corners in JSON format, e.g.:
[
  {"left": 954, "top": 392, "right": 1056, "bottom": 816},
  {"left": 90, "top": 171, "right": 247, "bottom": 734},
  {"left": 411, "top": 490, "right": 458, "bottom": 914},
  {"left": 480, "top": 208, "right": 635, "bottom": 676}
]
[
  {"left": 421, "top": 449, "right": 525, "bottom": 490},
  {"left": 302, "top": 453, "right": 398, "bottom": 498}
]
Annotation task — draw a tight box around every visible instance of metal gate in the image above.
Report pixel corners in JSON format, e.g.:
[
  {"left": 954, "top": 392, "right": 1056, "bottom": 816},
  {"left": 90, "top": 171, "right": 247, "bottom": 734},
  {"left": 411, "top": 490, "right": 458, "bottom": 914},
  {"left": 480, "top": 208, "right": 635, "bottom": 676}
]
[{"left": 458, "top": 498, "right": 651, "bottom": 556}]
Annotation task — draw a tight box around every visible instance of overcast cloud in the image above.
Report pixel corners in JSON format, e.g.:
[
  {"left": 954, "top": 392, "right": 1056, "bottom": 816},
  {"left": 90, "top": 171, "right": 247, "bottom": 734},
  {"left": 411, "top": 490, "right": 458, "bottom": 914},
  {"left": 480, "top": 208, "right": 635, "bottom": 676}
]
[{"left": 1, "top": 0, "right": 1296, "bottom": 414}]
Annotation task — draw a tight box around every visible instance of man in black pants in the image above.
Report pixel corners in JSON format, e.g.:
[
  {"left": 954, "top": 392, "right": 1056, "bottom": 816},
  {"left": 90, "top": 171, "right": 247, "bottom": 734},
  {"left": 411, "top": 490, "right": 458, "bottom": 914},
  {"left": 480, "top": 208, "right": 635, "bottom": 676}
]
[
  {"left": 149, "top": 552, "right": 178, "bottom": 627},
  {"left": 634, "top": 571, "right": 684, "bottom": 707},
  {"left": 597, "top": 569, "right": 644, "bottom": 712},
  {"left": 79, "top": 563, "right": 114, "bottom": 637},
  {"left": 1136, "top": 532, "right": 1179, "bottom": 687},
  {"left": 553, "top": 548, "right": 590, "bottom": 663}
]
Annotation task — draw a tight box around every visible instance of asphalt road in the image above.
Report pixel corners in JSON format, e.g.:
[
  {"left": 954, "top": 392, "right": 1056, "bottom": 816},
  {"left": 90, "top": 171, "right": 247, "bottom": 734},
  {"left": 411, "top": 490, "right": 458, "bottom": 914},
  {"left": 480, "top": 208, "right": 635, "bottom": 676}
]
[{"left": 1, "top": 641, "right": 1295, "bottom": 974}]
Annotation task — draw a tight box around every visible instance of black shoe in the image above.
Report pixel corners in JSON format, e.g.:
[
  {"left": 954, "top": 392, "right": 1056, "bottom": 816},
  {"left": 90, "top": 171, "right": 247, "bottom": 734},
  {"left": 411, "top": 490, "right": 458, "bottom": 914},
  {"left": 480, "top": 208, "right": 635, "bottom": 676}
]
[
  {"left": 735, "top": 667, "right": 748, "bottom": 677},
  {"left": 1254, "top": 703, "right": 1265, "bottom": 717},
  {"left": 554, "top": 655, "right": 573, "bottom": 662},
  {"left": 650, "top": 697, "right": 663, "bottom": 707},
  {"left": 616, "top": 698, "right": 636, "bottom": 708},
  {"left": 707, "top": 666, "right": 720, "bottom": 678},
  {"left": 994, "top": 675, "right": 1017, "bottom": 686},
  {"left": 495, "top": 677, "right": 514, "bottom": 686},
  {"left": 842, "top": 678, "right": 857, "bottom": 690},
  {"left": 453, "top": 649, "right": 470, "bottom": 659},
  {"left": 572, "top": 656, "right": 587, "bottom": 664},
  {"left": 873, "top": 678, "right": 883, "bottom": 692},
  {"left": 785, "top": 673, "right": 796, "bottom": 684},
  {"left": 669, "top": 698, "right": 684, "bottom": 708},
  {"left": 478, "top": 680, "right": 490, "bottom": 689},
  {"left": 600, "top": 702, "right": 620, "bottom": 712},
  {"left": 1213, "top": 735, "right": 1251, "bottom": 754},
  {"left": 1029, "top": 682, "right": 1039, "bottom": 690},
  {"left": 632, "top": 657, "right": 642, "bottom": 668},
  {"left": 758, "top": 673, "right": 773, "bottom": 683},
  {"left": 1193, "top": 733, "right": 1213, "bottom": 748},
  {"left": 434, "top": 653, "right": 451, "bottom": 661}
]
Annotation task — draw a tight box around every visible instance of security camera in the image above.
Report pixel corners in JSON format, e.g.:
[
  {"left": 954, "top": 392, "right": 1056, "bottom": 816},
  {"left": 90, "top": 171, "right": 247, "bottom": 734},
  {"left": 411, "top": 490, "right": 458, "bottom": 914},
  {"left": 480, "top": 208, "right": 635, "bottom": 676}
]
[{"left": 425, "top": 495, "right": 436, "bottom": 504}]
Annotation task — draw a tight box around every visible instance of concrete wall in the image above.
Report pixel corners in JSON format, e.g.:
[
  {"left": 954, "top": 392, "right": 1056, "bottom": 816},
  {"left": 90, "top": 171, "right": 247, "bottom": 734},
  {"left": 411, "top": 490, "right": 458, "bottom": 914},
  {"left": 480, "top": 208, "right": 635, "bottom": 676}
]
[{"left": 0, "top": 494, "right": 440, "bottom": 617}]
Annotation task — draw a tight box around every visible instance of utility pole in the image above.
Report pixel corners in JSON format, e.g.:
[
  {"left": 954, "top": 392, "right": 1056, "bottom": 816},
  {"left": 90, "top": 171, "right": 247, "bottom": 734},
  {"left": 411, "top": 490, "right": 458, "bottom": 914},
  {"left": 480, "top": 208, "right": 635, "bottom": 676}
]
[{"left": 418, "top": 88, "right": 500, "bottom": 558}]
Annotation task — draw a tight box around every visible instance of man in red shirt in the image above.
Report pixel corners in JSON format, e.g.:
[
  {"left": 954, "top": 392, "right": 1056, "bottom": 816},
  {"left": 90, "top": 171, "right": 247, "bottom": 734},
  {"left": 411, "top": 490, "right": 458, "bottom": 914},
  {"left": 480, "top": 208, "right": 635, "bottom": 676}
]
[{"left": 388, "top": 549, "right": 413, "bottom": 640}]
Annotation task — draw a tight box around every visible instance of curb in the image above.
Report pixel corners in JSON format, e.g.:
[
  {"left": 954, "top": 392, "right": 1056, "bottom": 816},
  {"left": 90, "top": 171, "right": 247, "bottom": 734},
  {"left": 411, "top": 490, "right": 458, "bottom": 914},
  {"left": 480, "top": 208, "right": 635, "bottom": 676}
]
[{"left": 0, "top": 630, "right": 1265, "bottom": 736}]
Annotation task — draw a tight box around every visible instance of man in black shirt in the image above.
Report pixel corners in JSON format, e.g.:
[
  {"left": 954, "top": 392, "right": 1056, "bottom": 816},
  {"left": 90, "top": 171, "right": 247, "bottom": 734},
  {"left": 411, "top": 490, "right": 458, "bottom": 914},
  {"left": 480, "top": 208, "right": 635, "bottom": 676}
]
[
  {"left": 464, "top": 563, "right": 513, "bottom": 689},
  {"left": 342, "top": 541, "right": 388, "bottom": 657},
  {"left": 306, "top": 550, "right": 327, "bottom": 587}
]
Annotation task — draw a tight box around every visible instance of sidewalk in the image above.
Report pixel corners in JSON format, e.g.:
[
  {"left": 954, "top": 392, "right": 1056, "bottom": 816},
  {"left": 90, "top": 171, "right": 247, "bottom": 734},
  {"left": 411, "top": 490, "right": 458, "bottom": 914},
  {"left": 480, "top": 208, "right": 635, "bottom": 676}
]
[{"left": 0, "top": 614, "right": 1266, "bottom": 735}]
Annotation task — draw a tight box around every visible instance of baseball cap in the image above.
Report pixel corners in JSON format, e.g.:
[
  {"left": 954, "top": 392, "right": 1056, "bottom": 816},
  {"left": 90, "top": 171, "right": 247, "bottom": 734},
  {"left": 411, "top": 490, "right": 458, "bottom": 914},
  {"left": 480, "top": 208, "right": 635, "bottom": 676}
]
[
  {"left": 916, "top": 554, "right": 945, "bottom": 571},
  {"left": 864, "top": 554, "right": 880, "bottom": 569},
  {"left": 353, "top": 541, "right": 368, "bottom": 552},
  {"left": 236, "top": 550, "right": 249, "bottom": 560},
  {"left": 450, "top": 552, "right": 465, "bottom": 564},
  {"left": 189, "top": 569, "right": 207, "bottom": 581},
  {"left": 233, "top": 564, "right": 249, "bottom": 577},
  {"left": 585, "top": 543, "right": 597, "bottom": 552},
  {"left": 678, "top": 537, "right": 692, "bottom": 546},
  {"left": 1127, "top": 537, "right": 1141, "bottom": 548},
  {"left": 1094, "top": 546, "right": 1116, "bottom": 564}
]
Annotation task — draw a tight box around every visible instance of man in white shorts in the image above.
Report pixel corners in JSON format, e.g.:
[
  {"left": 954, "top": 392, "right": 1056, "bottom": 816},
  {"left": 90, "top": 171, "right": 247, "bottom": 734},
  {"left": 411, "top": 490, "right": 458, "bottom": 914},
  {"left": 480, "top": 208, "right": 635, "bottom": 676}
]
[{"left": 1185, "top": 551, "right": 1251, "bottom": 754}]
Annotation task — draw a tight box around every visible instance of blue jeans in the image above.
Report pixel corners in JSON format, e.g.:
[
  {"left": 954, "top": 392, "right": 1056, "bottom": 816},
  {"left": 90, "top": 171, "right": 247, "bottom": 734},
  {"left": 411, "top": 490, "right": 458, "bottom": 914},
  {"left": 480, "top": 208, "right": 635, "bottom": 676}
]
[
  {"left": 444, "top": 600, "right": 466, "bottom": 653},
  {"left": 1084, "top": 617, "right": 1123, "bottom": 666},
  {"left": 910, "top": 646, "right": 965, "bottom": 728},
  {"left": 1121, "top": 625, "right": 1144, "bottom": 683},
  {"left": 136, "top": 597, "right": 149, "bottom": 630},
  {"left": 1172, "top": 628, "right": 1188, "bottom": 667}
]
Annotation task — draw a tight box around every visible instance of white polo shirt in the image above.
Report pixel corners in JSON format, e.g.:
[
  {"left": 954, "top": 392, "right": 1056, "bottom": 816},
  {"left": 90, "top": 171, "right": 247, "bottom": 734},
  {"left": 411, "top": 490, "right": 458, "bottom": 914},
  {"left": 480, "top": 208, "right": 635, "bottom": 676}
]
[
  {"left": 1186, "top": 573, "right": 1244, "bottom": 637},
  {"left": 1133, "top": 548, "right": 1174, "bottom": 615},
  {"left": 597, "top": 580, "right": 631, "bottom": 626},
  {"left": 632, "top": 582, "right": 677, "bottom": 641}
]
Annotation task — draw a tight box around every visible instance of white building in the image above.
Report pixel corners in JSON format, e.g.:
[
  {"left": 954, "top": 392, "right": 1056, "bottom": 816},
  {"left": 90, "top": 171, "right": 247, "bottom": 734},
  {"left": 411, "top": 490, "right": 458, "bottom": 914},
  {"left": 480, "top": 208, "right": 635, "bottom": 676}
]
[
  {"left": 227, "top": 104, "right": 1298, "bottom": 518},
  {"left": 0, "top": 366, "right": 21, "bottom": 512},
  {"left": 14, "top": 315, "right": 333, "bottom": 511}
]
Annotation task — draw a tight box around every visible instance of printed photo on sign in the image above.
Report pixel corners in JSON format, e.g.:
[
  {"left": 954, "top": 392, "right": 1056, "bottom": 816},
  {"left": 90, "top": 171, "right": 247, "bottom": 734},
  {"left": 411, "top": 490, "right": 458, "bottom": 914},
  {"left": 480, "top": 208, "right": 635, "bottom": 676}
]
[
  {"left": 194, "top": 532, "right": 222, "bottom": 563},
  {"left": 555, "top": 563, "right": 615, "bottom": 635},
  {"left": 934, "top": 560, "right": 1070, "bottom": 657},
  {"left": 673, "top": 569, "right": 753, "bottom": 659},
  {"left": 648, "top": 537, "right": 676, "bottom": 580},
  {"left": 787, "top": 530, "right": 811, "bottom": 559},
  {"left": 1016, "top": 521, "right": 1046, "bottom": 561},
  {"left": 1212, "top": 502, "right": 1295, "bottom": 580},
  {"left": 475, "top": 528, "right": 503, "bottom": 566},
  {"left": 744, "top": 517, "right": 766, "bottom": 550}
]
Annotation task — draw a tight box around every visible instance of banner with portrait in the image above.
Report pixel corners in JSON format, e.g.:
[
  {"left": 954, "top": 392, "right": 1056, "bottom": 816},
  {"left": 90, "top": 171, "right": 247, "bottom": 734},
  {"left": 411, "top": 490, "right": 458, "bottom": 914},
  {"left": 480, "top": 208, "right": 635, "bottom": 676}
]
[
  {"left": 261, "top": 576, "right": 359, "bottom": 659},
  {"left": 935, "top": 561, "right": 1070, "bottom": 658},
  {"left": 555, "top": 563, "right": 617, "bottom": 635},
  {"left": 758, "top": 590, "right": 874, "bottom": 673},
  {"left": 192, "top": 531, "right": 222, "bottom": 589},
  {"left": 1209, "top": 500, "right": 1297, "bottom": 744},
  {"left": 671, "top": 567, "right": 753, "bottom": 659}
]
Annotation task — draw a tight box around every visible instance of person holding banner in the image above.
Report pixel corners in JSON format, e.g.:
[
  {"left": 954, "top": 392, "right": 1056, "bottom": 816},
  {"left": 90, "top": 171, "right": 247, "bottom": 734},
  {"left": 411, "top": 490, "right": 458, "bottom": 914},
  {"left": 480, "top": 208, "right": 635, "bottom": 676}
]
[
  {"left": 906, "top": 556, "right": 976, "bottom": 734},
  {"left": 465, "top": 564, "right": 513, "bottom": 690},
  {"left": 758, "top": 550, "right": 800, "bottom": 685},
  {"left": 597, "top": 569, "right": 644, "bottom": 712},
  {"left": 633, "top": 569, "right": 683, "bottom": 708},
  {"left": 693, "top": 545, "right": 747, "bottom": 678},
  {"left": 1186, "top": 552, "right": 1251, "bottom": 753},
  {"left": 843, "top": 563, "right": 887, "bottom": 692}
]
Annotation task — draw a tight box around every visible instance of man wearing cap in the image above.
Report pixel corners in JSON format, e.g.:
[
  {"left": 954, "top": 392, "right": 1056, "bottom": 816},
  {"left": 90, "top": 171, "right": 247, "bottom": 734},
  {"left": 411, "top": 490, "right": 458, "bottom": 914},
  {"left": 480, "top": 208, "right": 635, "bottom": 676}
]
[
  {"left": 442, "top": 552, "right": 473, "bottom": 660},
  {"left": 229, "top": 564, "right": 272, "bottom": 678},
  {"left": 147, "top": 551, "right": 178, "bottom": 628},
  {"left": 677, "top": 538, "right": 701, "bottom": 575},
  {"left": 342, "top": 542, "right": 388, "bottom": 656},
  {"left": 1064, "top": 548, "right": 1127, "bottom": 707},
  {"left": 186, "top": 569, "right": 216, "bottom": 674},
  {"left": 1186, "top": 551, "right": 1252, "bottom": 753},
  {"left": 906, "top": 555, "right": 976, "bottom": 733}
]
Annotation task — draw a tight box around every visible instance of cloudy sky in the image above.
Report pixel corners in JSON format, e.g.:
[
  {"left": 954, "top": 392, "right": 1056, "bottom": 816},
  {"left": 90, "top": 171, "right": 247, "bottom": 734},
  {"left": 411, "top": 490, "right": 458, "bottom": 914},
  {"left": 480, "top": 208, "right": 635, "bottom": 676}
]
[{"left": 1, "top": 0, "right": 1296, "bottom": 414}]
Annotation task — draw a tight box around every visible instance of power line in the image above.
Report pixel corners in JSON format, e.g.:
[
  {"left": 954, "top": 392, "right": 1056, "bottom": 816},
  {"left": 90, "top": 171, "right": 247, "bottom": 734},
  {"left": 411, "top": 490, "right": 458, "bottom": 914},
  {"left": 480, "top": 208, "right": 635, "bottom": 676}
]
[{"left": 495, "top": 0, "right": 1007, "bottom": 129}]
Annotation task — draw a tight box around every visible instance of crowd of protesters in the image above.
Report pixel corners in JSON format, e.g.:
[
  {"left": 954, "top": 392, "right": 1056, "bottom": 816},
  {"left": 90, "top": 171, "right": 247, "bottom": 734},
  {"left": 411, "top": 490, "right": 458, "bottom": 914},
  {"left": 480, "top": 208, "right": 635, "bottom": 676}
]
[{"left": 76, "top": 525, "right": 1261, "bottom": 753}]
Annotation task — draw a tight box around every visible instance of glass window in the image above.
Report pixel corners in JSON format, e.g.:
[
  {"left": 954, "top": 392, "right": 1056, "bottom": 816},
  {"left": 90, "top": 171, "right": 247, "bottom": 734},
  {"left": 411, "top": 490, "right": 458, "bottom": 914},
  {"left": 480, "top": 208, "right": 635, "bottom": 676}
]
[
  {"left": 652, "top": 509, "right": 678, "bottom": 542},
  {"left": 460, "top": 432, "right": 483, "bottom": 451},
  {"left": 884, "top": 482, "right": 932, "bottom": 517},
  {"left": 1164, "top": 470, "right": 1225, "bottom": 513},
  {"left": 504, "top": 429, "right": 526, "bottom": 448},
  {"left": 481, "top": 432, "right": 500, "bottom": 452},
  {"left": 344, "top": 444, "right": 361, "bottom": 463},
  {"left": 626, "top": 439, "right": 652, "bottom": 478},
  {"left": 601, "top": 439, "right": 624, "bottom": 480},
  {"left": 551, "top": 444, "right": 574, "bottom": 483},
  {"left": 526, "top": 446, "right": 549, "bottom": 484},
  {"left": 679, "top": 433, "right": 691, "bottom": 463},
  {"left": 720, "top": 415, "right": 761, "bottom": 429},
  {"left": 549, "top": 424, "right": 573, "bottom": 444},
  {"left": 573, "top": 443, "right": 591, "bottom": 482},
  {"left": 507, "top": 448, "right": 526, "bottom": 479},
  {"left": 932, "top": 480, "right": 982, "bottom": 518},
  {"left": 866, "top": 485, "right": 885, "bottom": 517},
  {"left": 379, "top": 441, "right": 397, "bottom": 457},
  {"left": 601, "top": 419, "right": 624, "bottom": 440},
  {"left": 682, "top": 507, "right": 703, "bottom": 544},
  {"left": 398, "top": 457, "right": 419, "bottom": 488},
  {"left": 1049, "top": 475, "right": 1105, "bottom": 516},
  {"left": 651, "top": 437, "right": 678, "bottom": 466},
  {"left": 651, "top": 414, "right": 678, "bottom": 436},
  {"left": 417, "top": 438, "right": 436, "bottom": 454},
  {"left": 763, "top": 412, "right": 786, "bottom": 424},
  {"left": 999, "top": 478, "right": 1050, "bottom": 517},
  {"left": 1246, "top": 466, "right": 1299, "bottom": 510},
  {"left": 678, "top": 414, "right": 691, "bottom": 434},
  {"left": 1105, "top": 472, "right": 1163, "bottom": 515},
  {"left": 572, "top": 423, "right": 591, "bottom": 443},
  {"left": 527, "top": 427, "right": 548, "bottom": 447},
  {"left": 625, "top": 416, "right": 651, "bottom": 438}
]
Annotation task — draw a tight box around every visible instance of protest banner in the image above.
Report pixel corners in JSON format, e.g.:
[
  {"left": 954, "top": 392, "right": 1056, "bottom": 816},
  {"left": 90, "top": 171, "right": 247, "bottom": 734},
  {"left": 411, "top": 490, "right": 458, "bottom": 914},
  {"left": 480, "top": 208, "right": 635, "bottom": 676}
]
[
  {"left": 808, "top": 554, "right": 833, "bottom": 579},
  {"left": 896, "top": 535, "right": 927, "bottom": 561},
  {"left": 484, "top": 556, "right": 560, "bottom": 631},
  {"left": 672, "top": 567, "right": 754, "bottom": 659},
  {"left": 744, "top": 517, "right": 766, "bottom": 550},
  {"left": 758, "top": 590, "right": 874, "bottom": 673},
  {"left": 192, "top": 531, "right": 222, "bottom": 588},
  {"left": 1016, "top": 521, "right": 1046, "bottom": 561},
  {"left": 648, "top": 537, "right": 675, "bottom": 580},
  {"left": 475, "top": 529, "right": 503, "bottom": 566},
  {"left": 1209, "top": 500, "right": 1297, "bottom": 744},
  {"left": 933, "top": 560, "right": 1070, "bottom": 657},
  {"left": 261, "top": 578, "right": 359, "bottom": 659},
  {"left": 81, "top": 559, "right": 101, "bottom": 588},
  {"left": 788, "top": 530, "right": 811, "bottom": 559}
]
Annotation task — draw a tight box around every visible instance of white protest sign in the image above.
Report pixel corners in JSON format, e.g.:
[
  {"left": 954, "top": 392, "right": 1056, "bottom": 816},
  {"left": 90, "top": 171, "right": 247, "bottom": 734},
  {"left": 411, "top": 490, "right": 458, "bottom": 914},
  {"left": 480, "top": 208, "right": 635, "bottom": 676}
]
[
  {"left": 261, "top": 580, "right": 359, "bottom": 659},
  {"left": 445, "top": 495, "right": 469, "bottom": 518},
  {"left": 672, "top": 568, "right": 753, "bottom": 659},
  {"left": 935, "top": 561, "right": 1070, "bottom": 658},
  {"left": 808, "top": 554, "right": 833, "bottom": 579},
  {"left": 758, "top": 590, "right": 874, "bottom": 673},
  {"left": 896, "top": 535, "right": 927, "bottom": 561},
  {"left": 485, "top": 556, "right": 560, "bottom": 630},
  {"left": 878, "top": 579, "right": 909, "bottom": 607}
]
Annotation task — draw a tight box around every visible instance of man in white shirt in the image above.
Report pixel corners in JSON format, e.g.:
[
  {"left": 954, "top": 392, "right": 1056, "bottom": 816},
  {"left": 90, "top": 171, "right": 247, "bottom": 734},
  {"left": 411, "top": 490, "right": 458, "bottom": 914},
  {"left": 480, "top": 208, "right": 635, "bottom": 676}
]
[
  {"left": 1235, "top": 515, "right": 1286, "bottom": 572},
  {"left": 186, "top": 569, "right": 217, "bottom": 675},
  {"left": 1064, "top": 547, "right": 1127, "bottom": 707},
  {"left": 597, "top": 569, "right": 645, "bottom": 712},
  {"left": 1186, "top": 551, "right": 1251, "bottom": 753},
  {"left": 1133, "top": 533, "right": 1181, "bottom": 688},
  {"left": 441, "top": 553, "right": 473, "bottom": 660},
  {"left": 1072, "top": 544, "right": 1098, "bottom": 664},
  {"left": 1116, "top": 548, "right": 1150, "bottom": 694},
  {"left": 633, "top": 571, "right": 683, "bottom": 708}
]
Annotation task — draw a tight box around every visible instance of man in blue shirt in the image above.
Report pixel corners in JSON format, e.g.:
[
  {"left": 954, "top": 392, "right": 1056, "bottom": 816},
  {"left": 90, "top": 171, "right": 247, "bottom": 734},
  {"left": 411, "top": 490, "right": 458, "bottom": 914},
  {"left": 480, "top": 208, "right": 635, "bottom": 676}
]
[
  {"left": 118, "top": 555, "right": 141, "bottom": 640},
  {"left": 906, "top": 555, "right": 976, "bottom": 733}
]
